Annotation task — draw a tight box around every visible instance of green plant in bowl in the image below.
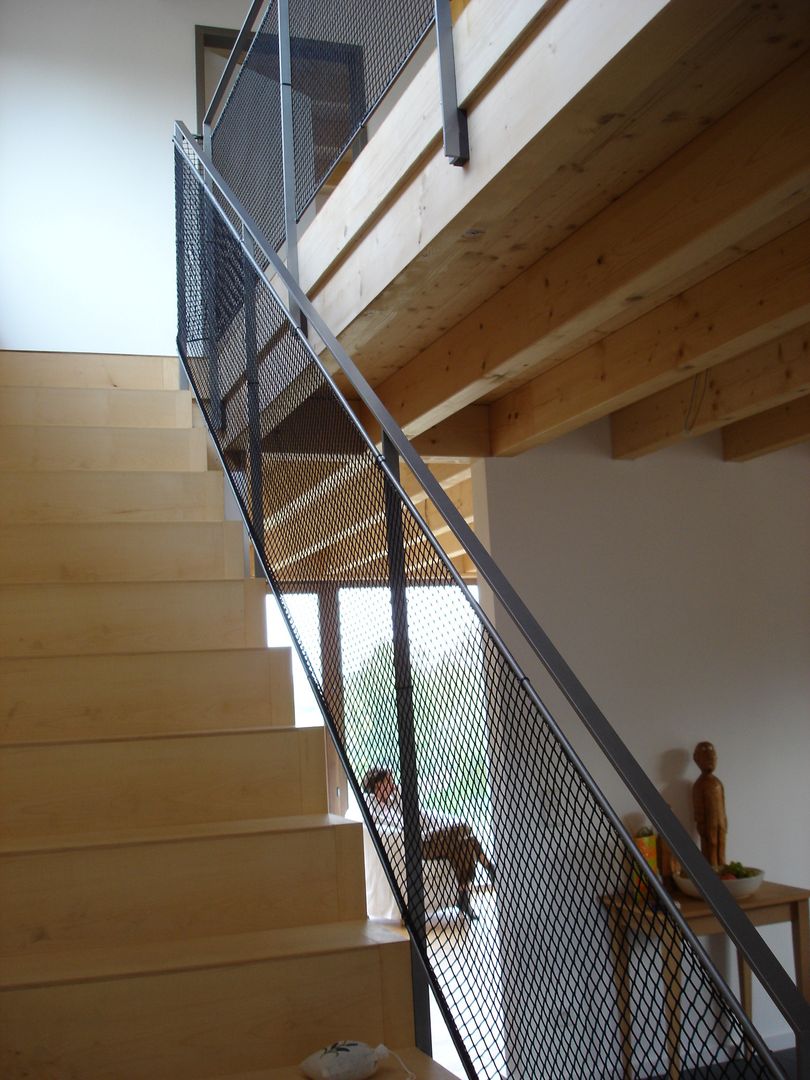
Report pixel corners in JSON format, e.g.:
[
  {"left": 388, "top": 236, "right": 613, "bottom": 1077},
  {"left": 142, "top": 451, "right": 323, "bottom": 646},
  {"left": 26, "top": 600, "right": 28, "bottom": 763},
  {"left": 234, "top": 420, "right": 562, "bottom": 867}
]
[{"left": 673, "top": 863, "right": 764, "bottom": 900}]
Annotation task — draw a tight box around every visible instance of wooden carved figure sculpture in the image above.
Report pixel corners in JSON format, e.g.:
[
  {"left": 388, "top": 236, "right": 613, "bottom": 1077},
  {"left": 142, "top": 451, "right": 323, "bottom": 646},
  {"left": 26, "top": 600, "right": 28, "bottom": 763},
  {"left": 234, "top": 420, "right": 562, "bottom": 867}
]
[{"left": 692, "top": 741, "right": 727, "bottom": 868}]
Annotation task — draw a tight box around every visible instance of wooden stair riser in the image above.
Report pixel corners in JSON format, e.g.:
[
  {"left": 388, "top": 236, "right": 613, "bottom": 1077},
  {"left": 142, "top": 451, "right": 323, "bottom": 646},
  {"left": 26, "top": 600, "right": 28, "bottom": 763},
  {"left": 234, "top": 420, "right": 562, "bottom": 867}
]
[
  {"left": 0, "top": 579, "right": 267, "bottom": 657},
  {"left": 0, "top": 522, "right": 245, "bottom": 584},
  {"left": 0, "top": 426, "right": 208, "bottom": 473},
  {"left": 0, "top": 729, "right": 327, "bottom": 839},
  {"left": 0, "top": 650, "right": 294, "bottom": 744},
  {"left": 0, "top": 386, "right": 192, "bottom": 429},
  {"left": 0, "top": 940, "right": 413, "bottom": 1080},
  {"left": 0, "top": 352, "right": 179, "bottom": 391},
  {"left": 1, "top": 823, "right": 366, "bottom": 954},
  {"left": 0, "top": 471, "right": 226, "bottom": 524}
]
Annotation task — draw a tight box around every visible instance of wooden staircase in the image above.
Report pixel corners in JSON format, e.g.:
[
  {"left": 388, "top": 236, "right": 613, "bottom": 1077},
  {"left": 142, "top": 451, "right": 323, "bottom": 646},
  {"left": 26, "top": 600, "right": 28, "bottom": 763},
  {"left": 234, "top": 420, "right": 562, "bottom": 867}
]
[{"left": 0, "top": 352, "right": 456, "bottom": 1079}]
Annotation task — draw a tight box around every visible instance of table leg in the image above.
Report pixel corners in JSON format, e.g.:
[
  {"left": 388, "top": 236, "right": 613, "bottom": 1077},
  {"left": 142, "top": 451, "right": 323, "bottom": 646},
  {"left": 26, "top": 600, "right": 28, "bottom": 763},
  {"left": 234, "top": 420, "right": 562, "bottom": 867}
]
[
  {"left": 736, "top": 950, "right": 753, "bottom": 1018},
  {"left": 608, "top": 912, "right": 634, "bottom": 1080},
  {"left": 791, "top": 898, "right": 810, "bottom": 1002},
  {"left": 661, "top": 933, "right": 683, "bottom": 1080}
]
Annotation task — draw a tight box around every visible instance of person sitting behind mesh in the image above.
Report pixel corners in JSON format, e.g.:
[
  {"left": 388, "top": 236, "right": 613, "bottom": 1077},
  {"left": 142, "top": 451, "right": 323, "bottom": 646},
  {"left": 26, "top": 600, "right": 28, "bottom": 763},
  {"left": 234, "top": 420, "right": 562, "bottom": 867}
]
[{"left": 361, "top": 766, "right": 495, "bottom": 921}]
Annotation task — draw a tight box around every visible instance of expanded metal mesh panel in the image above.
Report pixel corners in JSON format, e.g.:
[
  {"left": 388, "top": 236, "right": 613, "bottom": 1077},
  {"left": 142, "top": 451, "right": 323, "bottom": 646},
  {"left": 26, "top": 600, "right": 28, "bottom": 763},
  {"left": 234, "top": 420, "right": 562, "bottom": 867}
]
[
  {"left": 287, "top": 0, "right": 434, "bottom": 217},
  {"left": 175, "top": 147, "right": 779, "bottom": 1080},
  {"left": 211, "top": 0, "right": 286, "bottom": 253},
  {"left": 209, "top": 0, "right": 433, "bottom": 226}
]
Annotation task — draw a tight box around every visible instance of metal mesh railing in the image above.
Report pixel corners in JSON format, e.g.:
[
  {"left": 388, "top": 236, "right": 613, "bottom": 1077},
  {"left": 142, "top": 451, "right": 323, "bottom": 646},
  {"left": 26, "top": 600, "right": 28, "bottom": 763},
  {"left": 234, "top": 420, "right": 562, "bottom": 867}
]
[
  {"left": 287, "top": 0, "right": 434, "bottom": 217},
  {"left": 211, "top": 0, "right": 286, "bottom": 253},
  {"left": 210, "top": 0, "right": 434, "bottom": 238},
  {"left": 175, "top": 137, "right": 787, "bottom": 1080}
]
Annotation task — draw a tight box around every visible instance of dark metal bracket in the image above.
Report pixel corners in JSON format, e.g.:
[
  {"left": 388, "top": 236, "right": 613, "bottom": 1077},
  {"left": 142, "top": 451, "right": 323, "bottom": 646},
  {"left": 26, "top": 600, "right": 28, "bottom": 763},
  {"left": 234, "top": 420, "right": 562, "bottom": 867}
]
[{"left": 434, "top": 0, "right": 469, "bottom": 166}]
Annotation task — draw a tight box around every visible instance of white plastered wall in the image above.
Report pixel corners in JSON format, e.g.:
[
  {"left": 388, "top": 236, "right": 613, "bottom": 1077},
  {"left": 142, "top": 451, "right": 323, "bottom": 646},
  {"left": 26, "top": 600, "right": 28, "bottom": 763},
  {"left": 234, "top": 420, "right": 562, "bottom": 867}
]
[
  {"left": 0, "top": 0, "right": 249, "bottom": 356},
  {"left": 472, "top": 420, "right": 810, "bottom": 1048}
]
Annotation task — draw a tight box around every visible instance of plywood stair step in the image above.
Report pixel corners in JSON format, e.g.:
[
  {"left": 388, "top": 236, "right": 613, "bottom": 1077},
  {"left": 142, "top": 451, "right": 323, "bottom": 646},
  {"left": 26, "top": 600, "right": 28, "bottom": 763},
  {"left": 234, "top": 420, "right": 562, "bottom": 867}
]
[
  {"left": 0, "top": 648, "right": 294, "bottom": 743},
  {"left": 0, "top": 351, "right": 179, "bottom": 390},
  {"left": 0, "top": 469, "right": 226, "bottom": 523},
  {"left": 0, "top": 923, "right": 413, "bottom": 1080},
  {"left": 214, "top": 1047, "right": 461, "bottom": 1079},
  {"left": 1, "top": 727, "right": 327, "bottom": 838},
  {"left": 0, "top": 578, "right": 268, "bottom": 657},
  {"left": 0, "top": 384, "right": 193, "bottom": 428},
  {"left": 0, "top": 521, "right": 246, "bottom": 583},
  {"left": 0, "top": 424, "right": 207, "bottom": 472},
  {"left": 1, "top": 815, "right": 366, "bottom": 955}
]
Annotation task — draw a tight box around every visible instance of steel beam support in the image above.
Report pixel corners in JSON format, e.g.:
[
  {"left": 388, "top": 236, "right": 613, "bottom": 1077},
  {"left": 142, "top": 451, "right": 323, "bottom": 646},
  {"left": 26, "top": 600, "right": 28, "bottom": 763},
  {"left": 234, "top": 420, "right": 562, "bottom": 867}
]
[{"left": 434, "top": 0, "right": 469, "bottom": 165}]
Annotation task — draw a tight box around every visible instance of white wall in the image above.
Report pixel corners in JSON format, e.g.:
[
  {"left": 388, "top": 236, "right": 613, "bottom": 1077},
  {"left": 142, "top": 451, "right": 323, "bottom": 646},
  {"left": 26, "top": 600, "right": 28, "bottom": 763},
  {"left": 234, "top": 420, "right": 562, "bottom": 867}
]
[
  {"left": 0, "top": 0, "right": 248, "bottom": 356},
  {"left": 473, "top": 420, "right": 810, "bottom": 1047}
]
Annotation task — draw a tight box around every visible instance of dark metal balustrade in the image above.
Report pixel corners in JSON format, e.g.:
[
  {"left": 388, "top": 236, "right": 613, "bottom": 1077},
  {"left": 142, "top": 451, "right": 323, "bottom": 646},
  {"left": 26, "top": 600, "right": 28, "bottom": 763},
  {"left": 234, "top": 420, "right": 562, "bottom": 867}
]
[{"left": 173, "top": 118, "right": 809, "bottom": 1078}]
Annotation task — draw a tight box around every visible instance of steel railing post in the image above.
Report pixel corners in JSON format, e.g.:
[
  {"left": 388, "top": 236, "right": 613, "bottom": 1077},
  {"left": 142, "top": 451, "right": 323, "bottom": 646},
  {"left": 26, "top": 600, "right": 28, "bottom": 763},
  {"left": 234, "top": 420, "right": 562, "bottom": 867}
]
[
  {"left": 241, "top": 227, "right": 266, "bottom": 559},
  {"left": 199, "top": 179, "right": 224, "bottom": 433},
  {"left": 382, "top": 433, "right": 432, "bottom": 1058},
  {"left": 277, "top": 0, "right": 303, "bottom": 329}
]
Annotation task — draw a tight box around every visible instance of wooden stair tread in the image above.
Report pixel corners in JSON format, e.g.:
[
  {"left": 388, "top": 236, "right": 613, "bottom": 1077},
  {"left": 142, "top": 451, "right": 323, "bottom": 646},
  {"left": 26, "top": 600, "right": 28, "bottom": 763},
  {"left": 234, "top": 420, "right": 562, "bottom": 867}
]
[
  {"left": 0, "top": 385, "right": 192, "bottom": 428},
  {"left": 0, "top": 520, "right": 245, "bottom": 584},
  {"left": 0, "top": 425, "right": 208, "bottom": 472},
  {"left": 3, "top": 718, "right": 300, "bottom": 749},
  {"left": 0, "top": 813, "right": 358, "bottom": 856},
  {"left": 0, "top": 351, "right": 179, "bottom": 390},
  {"left": 0, "top": 469, "right": 225, "bottom": 523},
  {"left": 0, "top": 920, "right": 408, "bottom": 990},
  {"left": 0, "top": 578, "right": 268, "bottom": 658},
  {"left": 0, "top": 648, "right": 294, "bottom": 744},
  {"left": 214, "top": 1046, "right": 461, "bottom": 1079}
]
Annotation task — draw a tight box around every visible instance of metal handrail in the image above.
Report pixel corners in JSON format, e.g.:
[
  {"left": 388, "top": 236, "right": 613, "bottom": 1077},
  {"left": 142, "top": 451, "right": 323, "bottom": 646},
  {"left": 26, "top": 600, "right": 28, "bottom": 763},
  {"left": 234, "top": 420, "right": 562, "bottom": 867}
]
[
  {"left": 174, "top": 122, "right": 809, "bottom": 1074},
  {"left": 203, "top": 0, "right": 266, "bottom": 138}
]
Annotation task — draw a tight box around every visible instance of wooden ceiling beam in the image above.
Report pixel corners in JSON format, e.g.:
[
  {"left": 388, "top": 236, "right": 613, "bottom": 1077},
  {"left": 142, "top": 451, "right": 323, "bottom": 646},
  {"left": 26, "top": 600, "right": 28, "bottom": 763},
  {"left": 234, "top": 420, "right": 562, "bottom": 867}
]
[
  {"left": 611, "top": 324, "right": 810, "bottom": 458},
  {"left": 353, "top": 401, "right": 489, "bottom": 462},
  {"left": 722, "top": 396, "right": 810, "bottom": 461},
  {"left": 410, "top": 407, "right": 491, "bottom": 462},
  {"left": 370, "top": 56, "right": 810, "bottom": 438},
  {"left": 489, "top": 217, "right": 810, "bottom": 456}
]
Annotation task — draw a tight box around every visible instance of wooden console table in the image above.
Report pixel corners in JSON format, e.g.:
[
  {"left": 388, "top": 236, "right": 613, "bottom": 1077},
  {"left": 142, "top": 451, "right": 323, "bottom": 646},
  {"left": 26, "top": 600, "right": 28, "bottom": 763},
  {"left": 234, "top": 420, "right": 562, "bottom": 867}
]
[
  {"left": 605, "top": 881, "right": 809, "bottom": 1079},
  {"left": 672, "top": 880, "right": 809, "bottom": 1019}
]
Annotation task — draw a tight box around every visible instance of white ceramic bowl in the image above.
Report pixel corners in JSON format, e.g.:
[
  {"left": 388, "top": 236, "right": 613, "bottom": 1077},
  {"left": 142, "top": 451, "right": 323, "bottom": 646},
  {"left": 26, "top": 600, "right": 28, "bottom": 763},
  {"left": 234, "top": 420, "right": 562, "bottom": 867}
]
[{"left": 673, "top": 869, "right": 764, "bottom": 901}]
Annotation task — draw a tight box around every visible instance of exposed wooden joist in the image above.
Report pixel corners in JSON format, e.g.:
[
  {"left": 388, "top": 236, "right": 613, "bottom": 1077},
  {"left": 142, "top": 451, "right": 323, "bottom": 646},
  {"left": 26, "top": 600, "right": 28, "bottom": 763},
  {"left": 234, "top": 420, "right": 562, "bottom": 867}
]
[
  {"left": 722, "top": 395, "right": 810, "bottom": 461},
  {"left": 369, "top": 55, "right": 810, "bottom": 437},
  {"left": 489, "top": 217, "right": 810, "bottom": 456},
  {"left": 611, "top": 324, "right": 810, "bottom": 458}
]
